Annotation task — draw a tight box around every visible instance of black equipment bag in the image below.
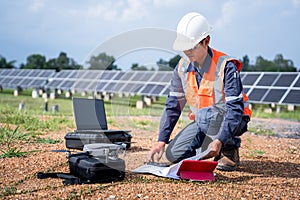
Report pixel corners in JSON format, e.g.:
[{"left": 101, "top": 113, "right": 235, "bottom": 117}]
[
  {"left": 65, "top": 131, "right": 132, "bottom": 150},
  {"left": 68, "top": 152, "right": 125, "bottom": 182}
]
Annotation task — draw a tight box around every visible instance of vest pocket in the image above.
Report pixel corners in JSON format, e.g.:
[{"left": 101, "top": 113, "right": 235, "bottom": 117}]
[
  {"left": 198, "top": 86, "right": 213, "bottom": 96},
  {"left": 198, "top": 86, "right": 213, "bottom": 108},
  {"left": 198, "top": 79, "right": 214, "bottom": 97}
]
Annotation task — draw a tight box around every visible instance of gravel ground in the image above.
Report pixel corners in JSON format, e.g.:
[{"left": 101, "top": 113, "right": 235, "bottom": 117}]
[{"left": 0, "top": 117, "right": 299, "bottom": 199}]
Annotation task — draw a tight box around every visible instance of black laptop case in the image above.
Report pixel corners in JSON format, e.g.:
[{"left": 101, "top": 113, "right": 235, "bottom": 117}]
[{"left": 65, "top": 98, "right": 132, "bottom": 150}]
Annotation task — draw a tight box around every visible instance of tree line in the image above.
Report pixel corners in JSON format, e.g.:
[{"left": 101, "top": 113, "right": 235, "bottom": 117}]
[
  {"left": 0, "top": 52, "right": 298, "bottom": 72},
  {"left": 0, "top": 52, "right": 81, "bottom": 72}
]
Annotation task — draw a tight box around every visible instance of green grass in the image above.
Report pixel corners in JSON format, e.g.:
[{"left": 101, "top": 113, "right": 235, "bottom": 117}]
[
  {"left": 0, "top": 147, "right": 33, "bottom": 158},
  {"left": 0, "top": 92, "right": 73, "bottom": 116},
  {"left": 34, "top": 137, "right": 61, "bottom": 144},
  {"left": 0, "top": 126, "right": 29, "bottom": 144},
  {"left": 0, "top": 125, "right": 37, "bottom": 158},
  {"left": 248, "top": 126, "right": 275, "bottom": 136},
  {"left": 251, "top": 104, "right": 300, "bottom": 122},
  {"left": 0, "top": 186, "right": 17, "bottom": 197},
  {"left": 248, "top": 149, "right": 265, "bottom": 158},
  {"left": 0, "top": 91, "right": 167, "bottom": 117},
  {"left": 2, "top": 89, "right": 299, "bottom": 120}
]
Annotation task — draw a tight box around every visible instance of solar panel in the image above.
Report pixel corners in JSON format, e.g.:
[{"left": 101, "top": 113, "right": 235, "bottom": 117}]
[
  {"left": 62, "top": 80, "right": 76, "bottom": 89},
  {"left": 73, "top": 81, "right": 92, "bottom": 91},
  {"left": 3, "top": 69, "right": 299, "bottom": 105},
  {"left": 256, "top": 74, "right": 278, "bottom": 86},
  {"left": 112, "top": 72, "right": 125, "bottom": 80},
  {"left": 141, "top": 84, "right": 156, "bottom": 94},
  {"left": 31, "top": 79, "right": 46, "bottom": 87},
  {"left": 0, "top": 69, "right": 5, "bottom": 76},
  {"left": 47, "top": 80, "right": 62, "bottom": 88},
  {"left": 75, "top": 70, "right": 87, "bottom": 79},
  {"left": 82, "top": 70, "right": 101, "bottom": 79},
  {"left": 120, "top": 71, "right": 134, "bottom": 80},
  {"left": 99, "top": 71, "right": 114, "bottom": 80},
  {"left": 240, "top": 73, "right": 245, "bottom": 80},
  {"left": 95, "top": 81, "right": 108, "bottom": 92},
  {"left": 102, "top": 82, "right": 117, "bottom": 93},
  {"left": 243, "top": 87, "right": 250, "bottom": 94},
  {"left": 162, "top": 87, "right": 170, "bottom": 96},
  {"left": 248, "top": 88, "right": 268, "bottom": 102},
  {"left": 39, "top": 71, "right": 52, "bottom": 77},
  {"left": 10, "top": 70, "right": 20, "bottom": 76},
  {"left": 0, "top": 69, "right": 56, "bottom": 89},
  {"left": 150, "top": 72, "right": 165, "bottom": 82},
  {"left": 29, "top": 70, "right": 41, "bottom": 77},
  {"left": 86, "top": 81, "right": 98, "bottom": 91},
  {"left": 263, "top": 89, "right": 286, "bottom": 103},
  {"left": 19, "top": 70, "right": 31, "bottom": 76},
  {"left": 151, "top": 85, "right": 166, "bottom": 95},
  {"left": 131, "top": 72, "right": 150, "bottom": 81},
  {"left": 56, "top": 70, "right": 75, "bottom": 78},
  {"left": 1, "top": 70, "right": 12, "bottom": 76},
  {"left": 20, "top": 79, "right": 33, "bottom": 86},
  {"left": 159, "top": 73, "right": 172, "bottom": 83},
  {"left": 273, "top": 74, "right": 298, "bottom": 87},
  {"left": 282, "top": 90, "right": 300, "bottom": 104},
  {"left": 242, "top": 74, "right": 260, "bottom": 85},
  {"left": 121, "top": 83, "right": 144, "bottom": 93},
  {"left": 10, "top": 78, "right": 23, "bottom": 85},
  {"left": 294, "top": 78, "right": 300, "bottom": 87}
]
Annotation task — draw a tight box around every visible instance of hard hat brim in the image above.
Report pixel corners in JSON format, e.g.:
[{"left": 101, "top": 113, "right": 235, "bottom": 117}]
[{"left": 173, "top": 28, "right": 213, "bottom": 51}]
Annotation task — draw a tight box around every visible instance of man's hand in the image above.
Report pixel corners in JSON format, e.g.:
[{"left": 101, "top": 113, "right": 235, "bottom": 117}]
[
  {"left": 203, "top": 139, "right": 223, "bottom": 159},
  {"left": 147, "top": 141, "right": 166, "bottom": 162}
]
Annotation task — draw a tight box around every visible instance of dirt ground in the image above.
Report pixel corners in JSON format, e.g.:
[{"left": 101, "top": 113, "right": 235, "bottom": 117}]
[{"left": 0, "top": 117, "right": 299, "bottom": 199}]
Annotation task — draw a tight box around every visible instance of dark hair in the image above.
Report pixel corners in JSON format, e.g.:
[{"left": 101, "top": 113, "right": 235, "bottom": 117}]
[{"left": 199, "top": 35, "right": 210, "bottom": 44}]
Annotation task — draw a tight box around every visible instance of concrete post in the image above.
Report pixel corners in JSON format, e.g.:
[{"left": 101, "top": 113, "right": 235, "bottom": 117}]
[{"left": 52, "top": 104, "right": 59, "bottom": 113}]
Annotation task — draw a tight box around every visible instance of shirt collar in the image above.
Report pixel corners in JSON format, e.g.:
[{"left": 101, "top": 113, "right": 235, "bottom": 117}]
[{"left": 201, "top": 46, "right": 213, "bottom": 73}]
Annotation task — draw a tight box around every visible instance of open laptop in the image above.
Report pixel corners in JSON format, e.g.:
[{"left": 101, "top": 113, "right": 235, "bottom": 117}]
[
  {"left": 72, "top": 97, "right": 128, "bottom": 133},
  {"left": 65, "top": 97, "right": 131, "bottom": 150}
]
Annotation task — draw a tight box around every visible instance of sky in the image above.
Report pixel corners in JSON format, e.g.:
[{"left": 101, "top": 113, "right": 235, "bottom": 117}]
[{"left": 1, "top": 0, "right": 300, "bottom": 70}]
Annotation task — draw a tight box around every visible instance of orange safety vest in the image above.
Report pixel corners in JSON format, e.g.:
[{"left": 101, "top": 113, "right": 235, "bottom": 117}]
[{"left": 178, "top": 48, "right": 252, "bottom": 120}]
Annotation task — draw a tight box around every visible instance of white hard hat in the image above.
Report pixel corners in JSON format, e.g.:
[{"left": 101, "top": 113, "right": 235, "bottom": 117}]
[{"left": 173, "top": 12, "right": 213, "bottom": 51}]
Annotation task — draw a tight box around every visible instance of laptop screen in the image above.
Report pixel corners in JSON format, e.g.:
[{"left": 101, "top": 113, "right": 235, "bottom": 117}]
[{"left": 72, "top": 98, "right": 108, "bottom": 130}]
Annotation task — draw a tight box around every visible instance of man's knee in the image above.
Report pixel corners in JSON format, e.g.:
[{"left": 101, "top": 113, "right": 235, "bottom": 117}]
[{"left": 165, "top": 144, "right": 196, "bottom": 163}]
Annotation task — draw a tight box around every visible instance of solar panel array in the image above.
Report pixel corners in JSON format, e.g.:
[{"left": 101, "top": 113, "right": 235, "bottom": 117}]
[
  {"left": 0, "top": 69, "right": 55, "bottom": 90},
  {"left": 1, "top": 69, "right": 300, "bottom": 106},
  {"left": 241, "top": 72, "right": 300, "bottom": 105},
  {"left": 46, "top": 70, "right": 172, "bottom": 97}
]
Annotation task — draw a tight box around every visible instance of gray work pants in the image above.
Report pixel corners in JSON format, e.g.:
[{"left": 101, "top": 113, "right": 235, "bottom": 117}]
[{"left": 165, "top": 121, "right": 212, "bottom": 163}]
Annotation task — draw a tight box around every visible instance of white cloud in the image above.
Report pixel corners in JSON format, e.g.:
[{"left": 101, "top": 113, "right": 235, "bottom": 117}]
[
  {"left": 214, "top": 0, "right": 237, "bottom": 30},
  {"left": 121, "top": 0, "right": 148, "bottom": 21},
  {"left": 152, "top": 0, "right": 181, "bottom": 7},
  {"left": 214, "top": 0, "right": 265, "bottom": 31},
  {"left": 29, "top": 0, "right": 45, "bottom": 12},
  {"left": 83, "top": 0, "right": 148, "bottom": 22},
  {"left": 292, "top": 0, "right": 300, "bottom": 7}
]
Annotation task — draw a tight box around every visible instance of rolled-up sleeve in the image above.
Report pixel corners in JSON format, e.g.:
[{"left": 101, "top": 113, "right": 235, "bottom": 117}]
[
  {"left": 158, "top": 66, "right": 186, "bottom": 143},
  {"left": 217, "top": 61, "right": 244, "bottom": 145}
]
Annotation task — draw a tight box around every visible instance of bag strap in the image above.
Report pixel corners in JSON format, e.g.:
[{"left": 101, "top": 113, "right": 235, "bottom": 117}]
[
  {"left": 37, "top": 171, "right": 123, "bottom": 185},
  {"left": 37, "top": 172, "right": 90, "bottom": 185}
]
